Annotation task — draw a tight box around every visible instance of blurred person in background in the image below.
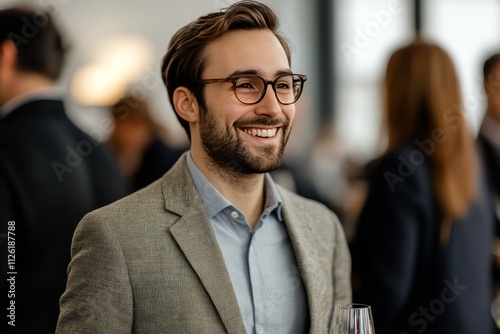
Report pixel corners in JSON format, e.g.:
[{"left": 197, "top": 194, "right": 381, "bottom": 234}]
[
  {"left": 480, "top": 53, "right": 500, "bottom": 234},
  {"left": 0, "top": 6, "right": 126, "bottom": 333},
  {"left": 108, "top": 94, "right": 187, "bottom": 193},
  {"left": 480, "top": 54, "right": 500, "bottom": 209},
  {"left": 350, "top": 39, "right": 495, "bottom": 333},
  {"left": 479, "top": 53, "right": 500, "bottom": 332}
]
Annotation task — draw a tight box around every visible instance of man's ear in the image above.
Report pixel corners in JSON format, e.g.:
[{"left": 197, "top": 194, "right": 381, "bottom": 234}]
[
  {"left": 173, "top": 87, "right": 200, "bottom": 123},
  {"left": 0, "top": 39, "right": 18, "bottom": 72}
]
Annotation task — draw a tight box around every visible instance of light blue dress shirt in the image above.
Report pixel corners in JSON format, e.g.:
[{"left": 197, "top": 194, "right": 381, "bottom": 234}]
[{"left": 186, "top": 153, "right": 308, "bottom": 334}]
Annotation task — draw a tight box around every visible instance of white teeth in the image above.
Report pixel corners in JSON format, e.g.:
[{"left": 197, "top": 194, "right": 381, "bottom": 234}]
[{"left": 243, "top": 128, "right": 277, "bottom": 138}]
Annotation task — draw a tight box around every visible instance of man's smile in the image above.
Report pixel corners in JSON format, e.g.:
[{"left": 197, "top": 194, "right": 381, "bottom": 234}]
[{"left": 241, "top": 127, "right": 278, "bottom": 138}]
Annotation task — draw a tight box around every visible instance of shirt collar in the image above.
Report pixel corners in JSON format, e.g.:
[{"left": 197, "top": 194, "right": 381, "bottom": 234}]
[
  {"left": 186, "top": 152, "right": 283, "bottom": 221},
  {"left": 0, "top": 87, "right": 65, "bottom": 119},
  {"left": 480, "top": 113, "right": 500, "bottom": 149}
]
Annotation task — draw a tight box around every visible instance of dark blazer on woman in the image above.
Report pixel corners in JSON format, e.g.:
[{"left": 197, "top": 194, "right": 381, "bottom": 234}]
[
  {"left": 350, "top": 142, "right": 495, "bottom": 334},
  {"left": 0, "top": 99, "right": 127, "bottom": 334}
]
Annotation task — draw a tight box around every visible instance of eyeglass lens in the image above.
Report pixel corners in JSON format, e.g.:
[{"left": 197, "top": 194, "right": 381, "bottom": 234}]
[{"left": 234, "top": 74, "right": 302, "bottom": 104}]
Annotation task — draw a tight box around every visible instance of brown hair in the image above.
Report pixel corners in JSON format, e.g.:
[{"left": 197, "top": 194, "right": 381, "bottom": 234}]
[
  {"left": 384, "top": 39, "right": 477, "bottom": 245},
  {"left": 161, "top": 0, "right": 291, "bottom": 139},
  {"left": 0, "top": 6, "right": 66, "bottom": 80}
]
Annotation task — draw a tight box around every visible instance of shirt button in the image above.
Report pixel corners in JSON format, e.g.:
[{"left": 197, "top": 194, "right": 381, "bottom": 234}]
[
  {"left": 256, "top": 324, "right": 264, "bottom": 334},
  {"left": 230, "top": 211, "right": 239, "bottom": 219}
]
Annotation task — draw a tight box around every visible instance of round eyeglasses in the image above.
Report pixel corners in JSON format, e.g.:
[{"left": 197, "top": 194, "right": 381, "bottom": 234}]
[{"left": 200, "top": 73, "right": 307, "bottom": 105}]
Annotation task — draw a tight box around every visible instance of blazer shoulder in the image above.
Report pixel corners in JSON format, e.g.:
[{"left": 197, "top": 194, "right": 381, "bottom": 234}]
[
  {"left": 78, "top": 157, "right": 193, "bottom": 233},
  {"left": 367, "top": 142, "right": 433, "bottom": 197},
  {"left": 278, "top": 184, "right": 343, "bottom": 240},
  {"left": 278, "top": 184, "right": 337, "bottom": 216},
  {"left": 81, "top": 178, "right": 166, "bottom": 224}
]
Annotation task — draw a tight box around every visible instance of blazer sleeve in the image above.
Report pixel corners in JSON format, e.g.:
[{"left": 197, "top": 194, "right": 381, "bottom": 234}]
[
  {"left": 0, "top": 168, "right": 12, "bottom": 298},
  {"left": 56, "top": 211, "right": 133, "bottom": 334},
  {"left": 0, "top": 155, "right": 18, "bottom": 297}
]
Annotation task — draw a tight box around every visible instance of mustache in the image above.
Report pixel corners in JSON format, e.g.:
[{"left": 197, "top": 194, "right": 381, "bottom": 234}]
[{"left": 234, "top": 117, "right": 289, "bottom": 128}]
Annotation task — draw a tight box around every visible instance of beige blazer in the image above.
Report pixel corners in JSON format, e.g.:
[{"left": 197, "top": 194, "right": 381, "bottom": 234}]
[{"left": 56, "top": 154, "right": 351, "bottom": 334}]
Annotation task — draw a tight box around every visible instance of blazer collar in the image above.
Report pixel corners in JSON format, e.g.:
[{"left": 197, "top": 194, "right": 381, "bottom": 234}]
[
  {"left": 160, "top": 153, "right": 246, "bottom": 333},
  {"left": 0, "top": 87, "right": 64, "bottom": 119}
]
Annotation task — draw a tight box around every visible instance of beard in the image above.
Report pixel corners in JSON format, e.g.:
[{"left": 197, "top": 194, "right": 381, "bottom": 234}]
[{"left": 199, "top": 105, "right": 291, "bottom": 177}]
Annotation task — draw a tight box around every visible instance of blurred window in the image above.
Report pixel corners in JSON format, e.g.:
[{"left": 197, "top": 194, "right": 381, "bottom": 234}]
[
  {"left": 334, "top": 0, "right": 413, "bottom": 164},
  {"left": 423, "top": 0, "right": 500, "bottom": 134}
]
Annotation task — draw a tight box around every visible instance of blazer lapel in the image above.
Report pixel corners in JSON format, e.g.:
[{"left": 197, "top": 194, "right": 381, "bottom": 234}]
[
  {"left": 162, "top": 155, "right": 246, "bottom": 334},
  {"left": 279, "top": 189, "right": 329, "bottom": 332}
]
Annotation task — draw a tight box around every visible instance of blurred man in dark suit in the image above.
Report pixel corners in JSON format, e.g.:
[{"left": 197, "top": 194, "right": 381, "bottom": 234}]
[
  {"left": 479, "top": 53, "right": 500, "bottom": 332},
  {"left": 0, "top": 6, "right": 126, "bottom": 333},
  {"left": 480, "top": 53, "right": 500, "bottom": 226}
]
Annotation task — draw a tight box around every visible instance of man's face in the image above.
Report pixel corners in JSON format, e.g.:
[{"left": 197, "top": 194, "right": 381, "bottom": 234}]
[
  {"left": 485, "top": 63, "right": 500, "bottom": 122},
  {"left": 197, "top": 29, "right": 295, "bottom": 175}
]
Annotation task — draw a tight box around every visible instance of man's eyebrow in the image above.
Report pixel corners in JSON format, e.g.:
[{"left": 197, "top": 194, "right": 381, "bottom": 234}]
[
  {"left": 227, "top": 69, "right": 293, "bottom": 77},
  {"left": 275, "top": 69, "right": 293, "bottom": 76},
  {"left": 229, "top": 70, "right": 259, "bottom": 76}
]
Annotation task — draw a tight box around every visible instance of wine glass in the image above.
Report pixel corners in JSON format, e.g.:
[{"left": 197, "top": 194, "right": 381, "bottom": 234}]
[
  {"left": 330, "top": 303, "right": 375, "bottom": 334},
  {"left": 491, "top": 292, "right": 500, "bottom": 329}
]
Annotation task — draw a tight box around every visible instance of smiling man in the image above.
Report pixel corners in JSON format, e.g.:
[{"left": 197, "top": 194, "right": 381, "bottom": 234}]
[{"left": 57, "top": 1, "right": 351, "bottom": 333}]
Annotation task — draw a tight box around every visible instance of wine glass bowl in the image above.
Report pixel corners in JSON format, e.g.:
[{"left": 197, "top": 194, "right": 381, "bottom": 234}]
[{"left": 330, "top": 303, "right": 375, "bottom": 334}]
